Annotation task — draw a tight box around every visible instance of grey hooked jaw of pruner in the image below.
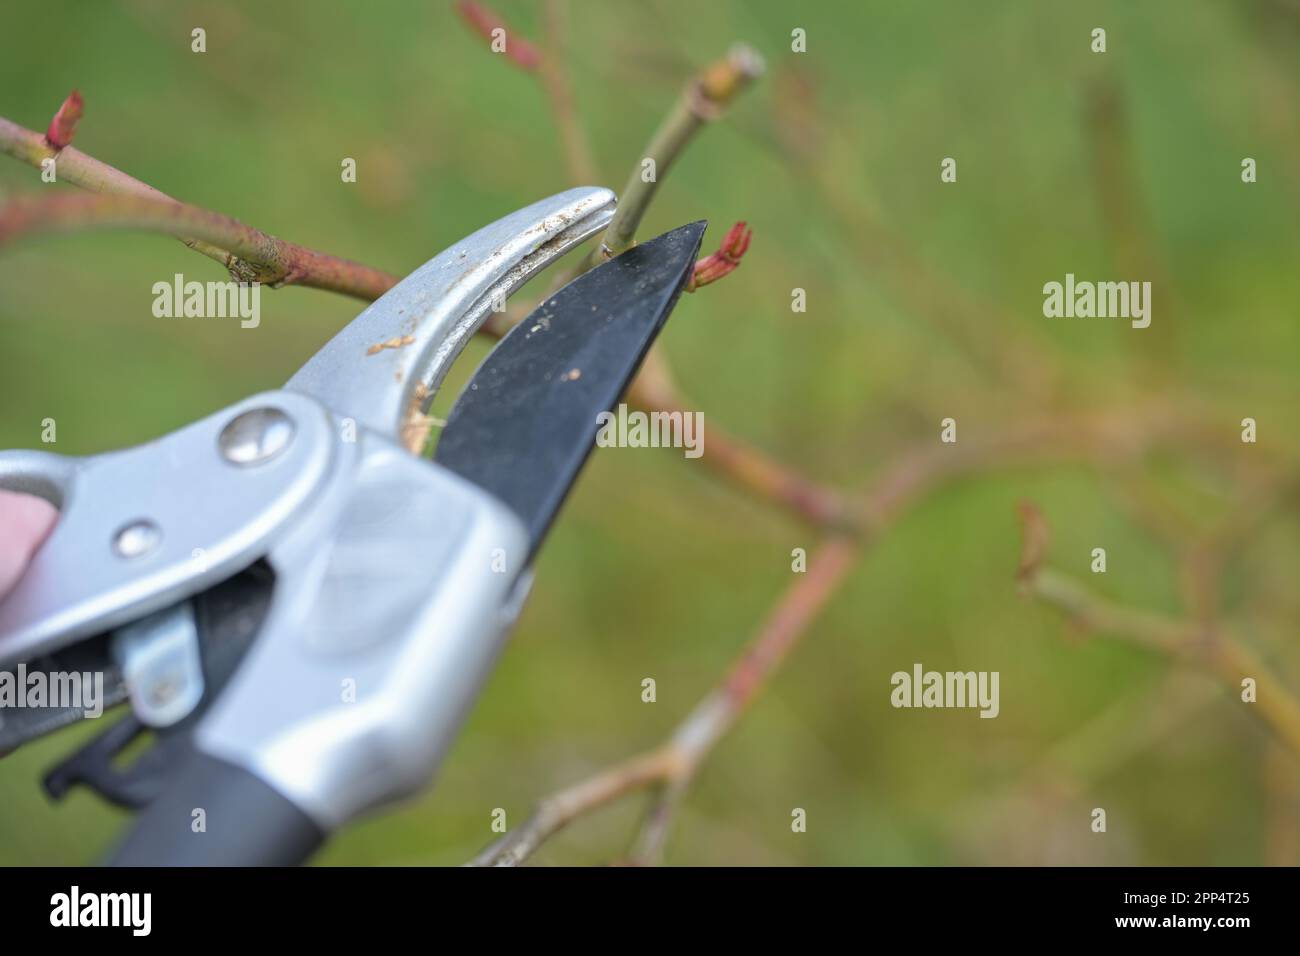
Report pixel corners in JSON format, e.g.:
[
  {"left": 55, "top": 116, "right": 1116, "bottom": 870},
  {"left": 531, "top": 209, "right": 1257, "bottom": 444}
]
[{"left": 0, "top": 185, "right": 707, "bottom": 865}]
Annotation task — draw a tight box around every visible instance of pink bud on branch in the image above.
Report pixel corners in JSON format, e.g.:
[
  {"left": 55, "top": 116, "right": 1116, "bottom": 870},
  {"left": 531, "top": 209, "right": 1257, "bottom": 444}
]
[
  {"left": 687, "top": 220, "right": 751, "bottom": 291},
  {"left": 44, "top": 89, "right": 84, "bottom": 150},
  {"left": 455, "top": 1, "right": 541, "bottom": 72}
]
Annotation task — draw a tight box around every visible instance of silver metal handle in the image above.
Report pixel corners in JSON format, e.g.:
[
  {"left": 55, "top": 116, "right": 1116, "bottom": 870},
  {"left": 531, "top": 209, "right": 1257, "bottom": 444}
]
[{"left": 286, "top": 186, "right": 616, "bottom": 442}]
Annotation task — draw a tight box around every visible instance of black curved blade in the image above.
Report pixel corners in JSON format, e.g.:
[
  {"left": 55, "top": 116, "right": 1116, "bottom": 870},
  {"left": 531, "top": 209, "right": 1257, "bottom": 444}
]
[{"left": 434, "top": 221, "right": 706, "bottom": 560}]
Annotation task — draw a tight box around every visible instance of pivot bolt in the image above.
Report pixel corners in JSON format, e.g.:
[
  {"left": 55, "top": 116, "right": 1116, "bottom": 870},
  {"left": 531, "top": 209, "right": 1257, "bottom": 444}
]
[
  {"left": 113, "top": 520, "right": 161, "bottom": 558},
  {"left": 218, "top": 407, "right": 294, "bottom": 466}
]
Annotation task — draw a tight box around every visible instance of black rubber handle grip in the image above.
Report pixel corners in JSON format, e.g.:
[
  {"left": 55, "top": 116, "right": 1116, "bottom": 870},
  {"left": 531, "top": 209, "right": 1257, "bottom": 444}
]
[{"left": 108, "top": 750, "right": 324, "bottom": 866}]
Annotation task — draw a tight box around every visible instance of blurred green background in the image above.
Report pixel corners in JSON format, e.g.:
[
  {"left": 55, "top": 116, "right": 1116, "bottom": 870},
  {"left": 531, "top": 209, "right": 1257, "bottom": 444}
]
[{"left": 1, "top": 0, "right": 1298, "bottom": 865}]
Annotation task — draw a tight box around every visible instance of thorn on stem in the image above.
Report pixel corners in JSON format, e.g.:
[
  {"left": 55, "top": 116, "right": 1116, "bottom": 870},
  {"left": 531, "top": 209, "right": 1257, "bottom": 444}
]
[
  {"left": 687, "top": 221, "right": 751, "bottom": 291},
  {"left": 44, "top": 89, "right": 84, "bottom": 150}
]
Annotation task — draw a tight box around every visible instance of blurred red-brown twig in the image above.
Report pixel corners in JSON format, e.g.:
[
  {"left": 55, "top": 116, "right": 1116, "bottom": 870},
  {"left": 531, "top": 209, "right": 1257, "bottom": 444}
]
[
  {"left": 469, "top": 534, "right": 860, "bottom": 866},
  {"left": 455, "top": 0, "right": 541, "bottom": 71}
]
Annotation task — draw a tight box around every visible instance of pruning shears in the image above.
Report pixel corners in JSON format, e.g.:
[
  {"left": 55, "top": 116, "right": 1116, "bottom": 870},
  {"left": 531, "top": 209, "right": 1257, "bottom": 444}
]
[{"left": 0, "top": 187, "right": 706, "bottom": 865}]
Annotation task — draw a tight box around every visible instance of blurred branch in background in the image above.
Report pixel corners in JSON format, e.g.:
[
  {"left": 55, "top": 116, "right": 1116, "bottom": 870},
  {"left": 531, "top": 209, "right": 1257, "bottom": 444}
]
[
  {"left": 1017, "top": 501, "right": 1300, "bottom": 759},
  {"left": 1083, "top": 74, "right": 1184, "bottom": 378},
  {"left": 537, "top": 0, "right": 596, "bottom": 184},
  {"left": 454, "top": 0, "right": 539, "bottom": 70},
  {"left": 454, "top": 0, "right": 595, "bottom": 182},
  {"left": 470, "top": 403, "right": 1282, "bottom": 864},
  {"left": 1265, "top": 740, "right": 1300, "bottom": 866},
  {"left": 952, "top": 673, "right": 1220, "bottom": 864},
  {"left": 470, "top": 535, "right": 860, "bottom": 866},
  {"left": 792, "top": 138, "right": 1063, "bottom": 399}
]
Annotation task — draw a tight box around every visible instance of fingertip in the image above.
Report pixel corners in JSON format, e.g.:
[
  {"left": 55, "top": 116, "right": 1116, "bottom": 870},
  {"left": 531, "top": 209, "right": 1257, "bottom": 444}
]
[{"left": 0, "top": 489, "right": 60, "bottom": 597}]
